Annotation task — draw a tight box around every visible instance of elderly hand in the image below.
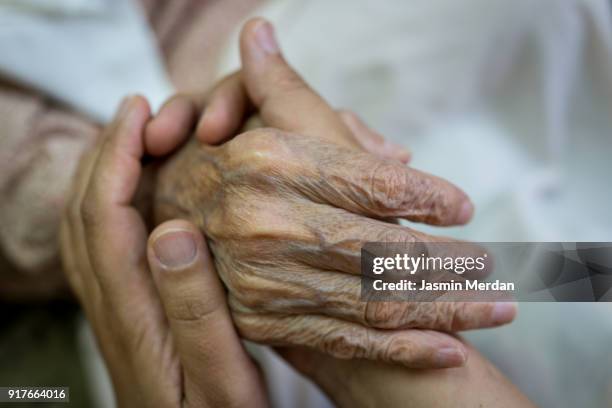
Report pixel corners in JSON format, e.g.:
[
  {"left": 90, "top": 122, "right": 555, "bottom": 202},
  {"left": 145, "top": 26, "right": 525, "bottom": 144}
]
[
  {"left": 151, "top": 18, "right": 516, "bottom": 369},
  {"left": 59, "top": 97, "right": 267, "bottom": 408}
]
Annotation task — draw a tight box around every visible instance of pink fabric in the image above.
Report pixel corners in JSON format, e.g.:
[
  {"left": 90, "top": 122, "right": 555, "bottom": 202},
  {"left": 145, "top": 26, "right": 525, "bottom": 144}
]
[{"left": 0, "top": 0, "right": 261, "bottom": 299}]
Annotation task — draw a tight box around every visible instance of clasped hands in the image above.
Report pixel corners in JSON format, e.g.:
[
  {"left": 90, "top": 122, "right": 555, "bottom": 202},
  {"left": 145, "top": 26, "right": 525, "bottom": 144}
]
[{"left": 60, "top": 18, "right": 517, "bottom": 407}]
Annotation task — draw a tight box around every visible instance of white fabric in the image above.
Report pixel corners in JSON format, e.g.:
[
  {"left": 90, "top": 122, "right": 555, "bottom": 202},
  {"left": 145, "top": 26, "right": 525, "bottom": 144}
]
[
  {"left": 2, "top": 0, "right": 611, "bottom": 406},
  {"left": 0, "top": 0, "right": 173, "bottom": 122},
  {"left": 217, "top": 1, "right": 612, "bottom": 407},
  {"left": 0, "top": 0, "right": 107, "bottom": 16}
]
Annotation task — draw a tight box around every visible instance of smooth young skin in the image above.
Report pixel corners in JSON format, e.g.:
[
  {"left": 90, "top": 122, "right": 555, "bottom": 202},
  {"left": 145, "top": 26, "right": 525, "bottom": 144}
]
[
  {"left": 280, "top": 343, "right": 535, "bottom": 407},
  {"left": 152, "top": 19, "right": 516, "bottom": 369}
]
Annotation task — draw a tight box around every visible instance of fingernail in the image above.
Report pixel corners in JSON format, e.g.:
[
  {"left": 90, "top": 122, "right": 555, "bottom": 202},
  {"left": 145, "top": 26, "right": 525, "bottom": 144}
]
[
  {"left": 491, "top": 302, "right": 517, "bottom": 324},
  {"left": 436, "top": 348, "right": 466, "bottom": 366},
  {"left": 254, "top": 21, "right": 279, "bottom": 55},
  {"left": 457, "top": 199, "right": 474, "bottom": 224},
  {"left": 153, "top": 230, "right": 197, "bottom": 268}
]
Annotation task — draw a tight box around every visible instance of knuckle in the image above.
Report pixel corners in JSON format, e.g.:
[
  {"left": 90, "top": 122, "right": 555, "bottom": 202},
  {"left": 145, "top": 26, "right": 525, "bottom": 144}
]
[
  {"left": 320, "top": 326, "right": 368, "bottom": 360},
  {"left": 366, "top": 301, "right": 453, "bottom": 330},
  {"left": 167, "top": 296, "right": 216, "bottom": 322},
  {"left": 230, "top": 128, "right": 282, "bottom": 155},
  {"left": 364, "top": 301, "right": 404, "bottom": 328},
  {"left": 208, "top": 196, "right": 296, "bottom": 244},
  {"left": 391, "top": 302, "right": 454, "bottom": 331},
  {"left": 432, "top": 302, "right": 455, "bottom": 331},
  {"left": 204, "top": 198, "right": 242, "bottom": 238},
  {"left": 373, "top": 227, "right": 414, "bottom": 244},
  {"left": 228, "top": 128, "right": 293, "bottom": 173},
  {"left": 379, "top": 302, "right": 451, "bottom": 330},
  {"left": 369, "top": 163, "right": 408, "bottom": 211},
  {"left": 206, "top": 195, "right": 271, "bottom": 241},
  {"left": 411, "top": 303, "right": 441, "bottom": 328},
  {"left": 203, "top": 202, "right": 240, "bottom": 240},
  {"left": 383, "top": 334, "right": 421, "bottom": 364},
  {"left": 395, "top": 302, "right": 422, "bottom": 327},
  {"left": 447, "top": 302, "right": 472, "bottom": 331}
]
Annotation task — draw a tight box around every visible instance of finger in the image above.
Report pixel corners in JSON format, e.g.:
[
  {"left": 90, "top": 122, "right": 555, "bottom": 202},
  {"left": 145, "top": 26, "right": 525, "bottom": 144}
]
[
  {"left": 233, "top": 312, "right": 468, "bottom": 369},
  {"left": 63, "top": 96, "right": 141, "bottom": 301},
  {"left": 228, "top": 264, "right": 515, "bottom": 332},
  {"left": 82, "top": 96, "right": 153, "bottom": 296},
  {"left": 285, "top": 140, "right": 474, "bottom": 225},
  {"left": 338, "top": 109, "right": 411, "bottom": 164},
  {"left": 145, "top": 94, "right": 198, "bottom": 156},
  {"left": 148, "top": 220, "right": 266, "bottom": 408},
  {"left": 65, "top": 98, "right": 177, "bottom": 407},
  {"left": 288, "top": 208, "right": 487, "bottom": 277},
  {"left": 239, "top": 18, "right": 358, "bottom": 148},
  {"left": 147, "top": 74, "right": 252, "bottom": 151},
  {"left": 85, "top": 95, "right": 149, "bottom": 209},
  {"left": 195, "top": 72, "right": 252, "bottom": 145},
  {"left": 64, "top": 121, "right": 116, "bottom": 299}
]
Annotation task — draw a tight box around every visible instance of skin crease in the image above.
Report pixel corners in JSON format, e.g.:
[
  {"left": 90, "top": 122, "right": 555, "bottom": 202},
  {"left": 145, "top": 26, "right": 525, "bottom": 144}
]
[
  {"left": 147, "top": 18, "right": 519, "bottom": 370},
  {"left": 152, "top": 128, "right": 515, "bottom": 368},
  {"left": 55, "top": 17, "right": 532, "bottom": 407},
  {"left": 59, "top": 95, "right": 534, "bottom": 407},
  {"left": 60, "top": 97, "right": 268, "bottom": 408}
]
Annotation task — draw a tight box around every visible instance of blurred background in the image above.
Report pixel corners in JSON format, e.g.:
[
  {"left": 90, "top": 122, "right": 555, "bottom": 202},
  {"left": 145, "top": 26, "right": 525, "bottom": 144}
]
[{"left": 1, "top": 0, "right": 611, "bottom": 407}]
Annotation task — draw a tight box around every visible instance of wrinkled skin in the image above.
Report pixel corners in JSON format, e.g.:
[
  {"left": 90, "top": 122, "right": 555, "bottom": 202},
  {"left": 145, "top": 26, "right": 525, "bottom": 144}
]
[
  {"left": 153, "top": 128, "right": 512, "bottom": 368},
  {"left": 147, "top": 17, "right": 517, "bottom": 368},
  {"left": 59, "top": 93, "right": 529, "bottom": 408}
]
